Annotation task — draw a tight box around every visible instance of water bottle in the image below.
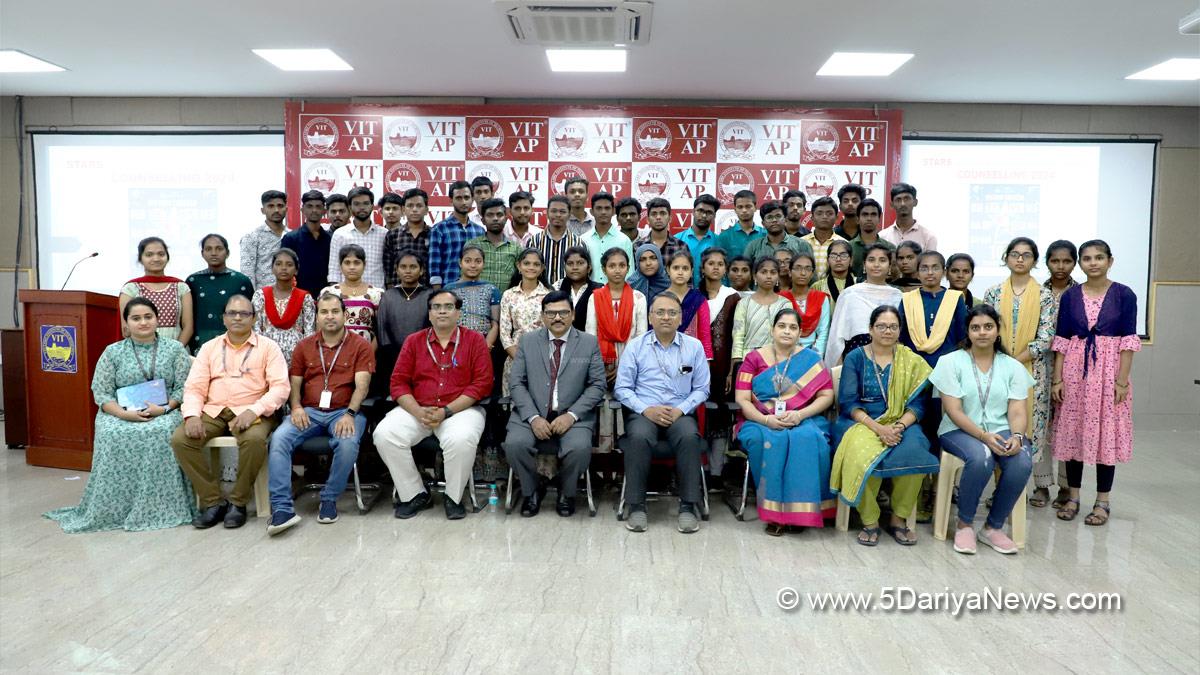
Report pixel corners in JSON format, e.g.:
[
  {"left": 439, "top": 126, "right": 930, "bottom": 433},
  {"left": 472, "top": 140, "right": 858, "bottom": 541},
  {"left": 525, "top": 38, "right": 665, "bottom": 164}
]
[{"left": 488, "top": 484, "right": 499, "bottom": 513}]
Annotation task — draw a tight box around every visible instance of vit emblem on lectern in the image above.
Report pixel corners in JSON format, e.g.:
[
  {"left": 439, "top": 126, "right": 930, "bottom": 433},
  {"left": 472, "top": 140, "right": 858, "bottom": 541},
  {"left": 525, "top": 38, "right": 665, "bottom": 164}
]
[{"left": 40, "top": 325, "right": 77, "bottom": 374}]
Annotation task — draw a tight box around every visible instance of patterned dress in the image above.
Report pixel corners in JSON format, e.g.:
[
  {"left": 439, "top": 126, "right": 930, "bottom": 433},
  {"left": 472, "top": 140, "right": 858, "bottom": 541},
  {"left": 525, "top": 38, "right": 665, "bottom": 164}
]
[
  {"left": 121, "top": 281, "right": 189, "bottom": 342},
  {"left": 731, "top": 294, "right": 793, "bottom": 361},
  {"left": 1052, "top": 286, "right": 1140, "bottom": 465},
  {"left": 445, "top": 280, "right": 501, "bottom": 337},
  {"left": 185, "top": 269, "right": 254, "bottom": 352},
  {"left": 251, "top": 287, "right": 316, "bottom": 365},
  {"left": 499, "top": 283, "right": 551, "bottom": 395},
  {"left": 983, "top": 282, "right": 1055, "bottom": 463},
  {"left": 320, "top": 283, "right": 383, "bottom": 343},
  {"left": 44, "top": 338, "right": 197, "bottom": 532}
]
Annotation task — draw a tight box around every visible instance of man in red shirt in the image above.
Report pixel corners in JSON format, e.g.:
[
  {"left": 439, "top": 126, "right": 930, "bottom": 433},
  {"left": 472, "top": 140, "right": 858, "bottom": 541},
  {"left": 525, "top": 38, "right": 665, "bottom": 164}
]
[
  {"left": 374, "top": 290, "right": 493, "bottom": 519},
  {"left": 266, "top": 293, "right": 375, "bottom": 535}
]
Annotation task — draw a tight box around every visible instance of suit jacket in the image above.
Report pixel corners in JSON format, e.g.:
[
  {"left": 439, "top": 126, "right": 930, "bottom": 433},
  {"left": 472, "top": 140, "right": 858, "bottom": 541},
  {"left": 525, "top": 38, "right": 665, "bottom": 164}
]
[{"left": 508, "top": 327, "right": 607, "bottom": 431}]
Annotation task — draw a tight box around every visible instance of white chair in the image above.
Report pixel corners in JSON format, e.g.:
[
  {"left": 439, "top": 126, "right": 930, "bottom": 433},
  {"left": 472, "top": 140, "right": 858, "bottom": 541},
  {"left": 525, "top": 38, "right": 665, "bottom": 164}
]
[
  {"left": 202, "top": 435, "right": 270, "bottom": 518},
  {"left": 932, "top": 451, "right": 1026, "bottom": 549}
]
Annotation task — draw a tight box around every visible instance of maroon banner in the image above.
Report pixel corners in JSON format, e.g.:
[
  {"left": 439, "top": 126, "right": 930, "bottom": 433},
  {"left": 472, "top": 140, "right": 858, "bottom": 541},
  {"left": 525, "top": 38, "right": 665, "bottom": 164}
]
[{"left": 285, "top": 103, "right": 903, "bottom": 233}]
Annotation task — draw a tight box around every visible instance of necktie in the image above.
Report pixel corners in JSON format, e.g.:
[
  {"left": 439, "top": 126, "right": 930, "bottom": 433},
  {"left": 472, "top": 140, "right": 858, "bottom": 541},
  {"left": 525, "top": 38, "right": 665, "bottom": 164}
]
[{"left": 548, "top": 338, "right": 564, "bottom": 417}]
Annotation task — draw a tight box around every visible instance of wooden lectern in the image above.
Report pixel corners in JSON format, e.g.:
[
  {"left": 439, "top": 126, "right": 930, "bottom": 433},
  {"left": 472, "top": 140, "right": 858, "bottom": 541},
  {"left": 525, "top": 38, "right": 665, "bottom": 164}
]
[{"left": 19, "top": 290, "right": 120, "bottom": 471}]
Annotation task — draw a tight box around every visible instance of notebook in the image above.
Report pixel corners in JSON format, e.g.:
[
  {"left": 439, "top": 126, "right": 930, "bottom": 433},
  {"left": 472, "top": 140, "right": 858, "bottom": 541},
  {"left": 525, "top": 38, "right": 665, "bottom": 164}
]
[{"left": 116, "top": 379, "right": 168, "bottom": 411}]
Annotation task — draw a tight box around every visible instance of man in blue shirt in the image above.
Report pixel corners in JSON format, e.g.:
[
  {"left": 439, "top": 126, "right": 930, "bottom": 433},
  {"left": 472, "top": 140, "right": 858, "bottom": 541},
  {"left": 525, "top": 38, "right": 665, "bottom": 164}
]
[
  {"left": 614, "top": 293, "right": 711, "bottom": 534},
  {"left": 677, "top": 193, "right": 721, "bottom": 286},
  {"left": 280, "top": 190, "right": 332, "bottom": 297},
  {"left": 428, "top": 180, "right": 484, "bottom": 288}
]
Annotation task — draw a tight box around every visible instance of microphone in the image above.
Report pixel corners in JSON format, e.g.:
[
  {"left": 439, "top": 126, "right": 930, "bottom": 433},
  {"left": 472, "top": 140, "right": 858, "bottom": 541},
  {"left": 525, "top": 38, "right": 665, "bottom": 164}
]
[{"left": 60, "top": 252, "right": 99, "bottom": 290}]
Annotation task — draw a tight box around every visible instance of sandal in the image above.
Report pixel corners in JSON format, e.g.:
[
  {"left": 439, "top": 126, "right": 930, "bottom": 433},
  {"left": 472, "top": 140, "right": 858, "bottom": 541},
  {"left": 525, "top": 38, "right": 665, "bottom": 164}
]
[
  {"left": 765, "top": 522, "right": 786, "bottom": 537},
  {"left": 1029, "top": 488, "right": 1050, "bottom": 508},
  {"left": 885, "top": 522, "right": 918, "bottom": 546},
  {"left": 1051, "top": 489, "right": 1071, "bottom": 510},
  {"left": 1056, "top": 498, "right": 1081, "bottom": 521},
  {"left": 1084, "top": 501, "right": 1110, "bottom": 526},
  {"left": 857, "top": 526, "right": 880, "bottom": 547}
]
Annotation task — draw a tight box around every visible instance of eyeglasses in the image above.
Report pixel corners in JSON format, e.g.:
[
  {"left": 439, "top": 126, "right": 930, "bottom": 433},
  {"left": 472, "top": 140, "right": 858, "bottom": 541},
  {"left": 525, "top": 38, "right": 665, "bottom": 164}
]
[
  {"left": 873, "top": 324, "right": 900, "bottom": 333},
  {"left": 430, "top": 303, "right": 457, "bottom": 312},
  {"left": 918, "top": 265, "right": 943, "bottom": 273},
  {"left": 542, "top": 309, "right": 572, "bottom": 318},
  {"left": 652, "top": 309, "right": 681, "bottom": 318},
  {"left": 828, "top": 252, "right": 851, "bottom": 260},
  {"left": 223, "top": 310, "right": 253, "bottom": 319},
  {"left": 1007, "top": 251, "right": 1035, "bottom": 261}
]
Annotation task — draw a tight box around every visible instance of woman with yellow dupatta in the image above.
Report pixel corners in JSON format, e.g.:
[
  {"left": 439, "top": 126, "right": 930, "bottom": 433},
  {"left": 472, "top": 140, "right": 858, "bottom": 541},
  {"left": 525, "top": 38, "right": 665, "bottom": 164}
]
[
  {"left": 982, "top": 237, "right": 1055, "bottom": 485},
  {"left": 831, "top": 306, "right": 937, "bottom": 546},
  {"left": 734, "top": 308, "right": 835, "bottom": 536}
]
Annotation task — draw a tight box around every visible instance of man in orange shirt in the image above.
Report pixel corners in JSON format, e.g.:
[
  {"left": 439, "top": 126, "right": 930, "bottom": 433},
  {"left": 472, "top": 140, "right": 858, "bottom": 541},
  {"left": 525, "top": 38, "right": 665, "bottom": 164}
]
[{"left": 171, "top": 294, "right": 290, "bottom": 529}]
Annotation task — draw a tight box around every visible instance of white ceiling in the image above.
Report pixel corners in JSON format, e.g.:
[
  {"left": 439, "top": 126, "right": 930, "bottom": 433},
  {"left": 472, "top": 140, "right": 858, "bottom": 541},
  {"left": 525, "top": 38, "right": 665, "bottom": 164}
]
[{"left": 1, "top": 0, "right": 1198, "bottom": 106}]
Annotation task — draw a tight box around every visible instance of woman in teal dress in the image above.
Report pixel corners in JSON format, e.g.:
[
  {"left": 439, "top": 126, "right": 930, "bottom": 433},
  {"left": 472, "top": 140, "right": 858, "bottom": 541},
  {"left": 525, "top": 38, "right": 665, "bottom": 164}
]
[
  {"left": 44, "top": 298, "right": 197, "bottom": 533},
  {"left": 734, "top": 308, "right": 836, "bottom": 535}
]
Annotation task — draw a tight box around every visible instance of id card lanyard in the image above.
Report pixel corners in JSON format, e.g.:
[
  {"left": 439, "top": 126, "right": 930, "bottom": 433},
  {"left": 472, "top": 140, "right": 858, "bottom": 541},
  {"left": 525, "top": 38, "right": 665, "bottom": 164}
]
[
  {"left": 128, "top": 337, "right": 158, "bottom": 382},
  {"left": 969, "top": 355, "right": 995, "bottom": 434},
  {"left": 770, "top": 345, "right": 797, "bottom": 415},
  {"left": 318, "top": 338, "right": 346, "bottom": 408}
]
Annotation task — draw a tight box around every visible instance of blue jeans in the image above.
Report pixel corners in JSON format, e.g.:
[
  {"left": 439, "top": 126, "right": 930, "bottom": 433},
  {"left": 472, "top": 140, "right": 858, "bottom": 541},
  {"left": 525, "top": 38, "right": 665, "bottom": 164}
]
[
  {"left": 268, "top": 407, "right": 367, "bottom": 514},
  {"left": 939, "top": 429, "right": 1033, "bottom": 530}
]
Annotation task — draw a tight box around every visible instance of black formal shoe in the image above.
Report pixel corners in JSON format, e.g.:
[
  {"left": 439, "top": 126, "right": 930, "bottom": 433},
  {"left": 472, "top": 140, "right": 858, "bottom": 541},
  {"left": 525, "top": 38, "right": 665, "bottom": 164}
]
[
  {"left": 520, "top": 491, "right": 542, "bottom": 517},
  {"left": 556, "top": 496, "right": 576, "bottom": 518},
  {"left": 444, "top": 495, "right": 467, "bottom": 520},
  {"left": 223, "top": 504, "right": 247, "bottom": 529},
  {"left": 193, "top": 502, "right": 228, "bottom": 529},
  {"left": 393, "top": 491, "right": 432, "bottom": 519}
]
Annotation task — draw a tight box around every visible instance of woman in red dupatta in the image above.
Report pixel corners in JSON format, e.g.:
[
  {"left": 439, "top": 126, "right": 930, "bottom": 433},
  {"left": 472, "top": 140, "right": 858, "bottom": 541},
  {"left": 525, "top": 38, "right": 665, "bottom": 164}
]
[
  {"left": 780, "top": 252, "right": 831, "bottom": 358},
  {"left": 119, "top": 237, "right": 193, "bottom": 346},
  {"left": 252, "top": 248, "right": 315, "bottom": 364},
  {"left": 585, "top": 248, "right": 648, "bottom": 452}
]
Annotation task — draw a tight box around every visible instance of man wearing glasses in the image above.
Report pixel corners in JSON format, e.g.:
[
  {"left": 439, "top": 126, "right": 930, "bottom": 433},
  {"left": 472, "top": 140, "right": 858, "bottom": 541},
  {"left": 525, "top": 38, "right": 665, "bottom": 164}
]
[
  {"left": 743, "top": 201, "right": 813, "bottom": 266},
  {"left": 373, "top": 290, "right": 494, "bottom": 520},
  {"left": 172, "top": 294, "right": 290, "bottom": 529},
  {"left": 614, "top": 293, "right": 711, "bottom": 534},
  {"left": 503, "top": 291, "right": 606, "bottom": 517}
]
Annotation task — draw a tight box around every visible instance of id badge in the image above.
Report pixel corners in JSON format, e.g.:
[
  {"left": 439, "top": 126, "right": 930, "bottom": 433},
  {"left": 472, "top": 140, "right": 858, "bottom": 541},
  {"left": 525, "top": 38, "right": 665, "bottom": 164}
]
[
  {"left": 774, "top": 399, "right": 787, "bottom": 415},
  {"left": 319, "top": 390, "right": 333, "bottom": 409}
]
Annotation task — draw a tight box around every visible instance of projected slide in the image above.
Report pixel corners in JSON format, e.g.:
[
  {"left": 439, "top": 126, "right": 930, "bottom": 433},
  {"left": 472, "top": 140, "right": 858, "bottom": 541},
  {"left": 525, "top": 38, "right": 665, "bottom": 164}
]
[
  {"left": 34, "top": 134, "right": 284, "bottom": 294},
  {"left": 902, "top": 139, "right": 1154, "bottom": 334}
]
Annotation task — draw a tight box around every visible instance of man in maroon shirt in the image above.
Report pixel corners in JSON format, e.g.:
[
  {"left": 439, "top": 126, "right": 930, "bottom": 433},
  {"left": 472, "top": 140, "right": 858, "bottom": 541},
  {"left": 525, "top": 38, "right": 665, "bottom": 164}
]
[
  {"left": 266, "top": 293, "right": 374, "bottom": 534},
  {"left": 373, "top": 290, "right": 494, "bottom": 520}
]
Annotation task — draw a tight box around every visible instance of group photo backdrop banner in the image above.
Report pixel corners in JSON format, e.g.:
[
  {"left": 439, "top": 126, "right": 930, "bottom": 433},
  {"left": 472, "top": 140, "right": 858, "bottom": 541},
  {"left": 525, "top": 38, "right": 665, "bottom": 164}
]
[{"left": 284, "top": 102, "right": 903, "bottom": 233}]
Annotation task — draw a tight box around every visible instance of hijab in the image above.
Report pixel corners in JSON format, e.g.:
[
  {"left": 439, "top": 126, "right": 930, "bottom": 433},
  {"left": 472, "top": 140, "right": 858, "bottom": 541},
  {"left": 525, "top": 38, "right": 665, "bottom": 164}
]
[{"left": 625, "top": 243, "right": 669, "bottom": 302}]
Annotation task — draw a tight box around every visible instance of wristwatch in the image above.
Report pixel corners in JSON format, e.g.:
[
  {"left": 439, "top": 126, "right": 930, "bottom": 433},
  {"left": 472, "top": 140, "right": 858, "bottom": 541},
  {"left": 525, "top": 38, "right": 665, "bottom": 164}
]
[{"left": 443, "top": 406, "right": 455, "bottom": 418}]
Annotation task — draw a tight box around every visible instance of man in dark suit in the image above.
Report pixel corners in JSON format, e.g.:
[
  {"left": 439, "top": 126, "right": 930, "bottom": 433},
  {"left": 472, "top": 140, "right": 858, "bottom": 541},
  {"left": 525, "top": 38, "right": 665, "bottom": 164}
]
[{"left": 504, "top": 290, "right": 607, "bottom": 517}]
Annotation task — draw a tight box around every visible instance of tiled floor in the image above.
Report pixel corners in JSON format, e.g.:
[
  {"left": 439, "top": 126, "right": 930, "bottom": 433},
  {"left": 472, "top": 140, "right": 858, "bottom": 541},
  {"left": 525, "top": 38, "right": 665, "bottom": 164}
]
[{"left": 1, "top": 427, "right": 1197, "bottom": 673}]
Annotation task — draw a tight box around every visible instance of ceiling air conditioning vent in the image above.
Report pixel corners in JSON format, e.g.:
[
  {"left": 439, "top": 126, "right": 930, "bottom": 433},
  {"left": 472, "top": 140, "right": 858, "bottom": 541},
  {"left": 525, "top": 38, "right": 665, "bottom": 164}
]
[{"left": 496, "top": 0, "right": 653, "bottom": 46}]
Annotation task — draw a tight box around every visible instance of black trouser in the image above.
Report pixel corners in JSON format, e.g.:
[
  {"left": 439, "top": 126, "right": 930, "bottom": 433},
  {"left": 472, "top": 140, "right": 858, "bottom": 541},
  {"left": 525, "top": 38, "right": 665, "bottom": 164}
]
[
  {"left": 503, "top": 413, "right": 592, "bottom": 499},
  {"left": 1065, "top": 461, "right": 1115, "bottom": 493},
  {"left": 622, "top": 412, "right": 703, "bottom": 506}
]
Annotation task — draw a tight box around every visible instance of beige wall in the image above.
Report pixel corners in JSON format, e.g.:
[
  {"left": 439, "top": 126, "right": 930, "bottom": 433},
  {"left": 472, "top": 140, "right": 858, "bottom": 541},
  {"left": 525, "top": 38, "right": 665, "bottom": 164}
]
[{"left": 1, "top": 96, "right": 1196, "bottom": 423}]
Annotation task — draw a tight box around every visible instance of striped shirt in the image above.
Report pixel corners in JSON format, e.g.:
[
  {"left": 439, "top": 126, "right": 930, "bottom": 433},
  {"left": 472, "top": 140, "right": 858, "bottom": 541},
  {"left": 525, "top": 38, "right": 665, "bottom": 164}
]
[
  {"left": 801, "top": 231, "right": 849, "bottom": 280},
  {"left": 328, "top": 223, "right": 389, "bottom": 288},
  {"left": 529, "top": 229, "right": 583, "bottom": 288}
]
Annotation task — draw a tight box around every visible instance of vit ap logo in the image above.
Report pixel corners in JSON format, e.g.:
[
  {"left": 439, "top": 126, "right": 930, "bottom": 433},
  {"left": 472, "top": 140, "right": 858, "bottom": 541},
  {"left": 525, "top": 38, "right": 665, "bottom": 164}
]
[
  {"left": 717, "top": 166, "right": 756, "bottom": 204},
  {"left": 305, "top": 162, "right": 337, "bottom": 193},
  {"left": 718, "top": 121, "right": 755, "bottom": 160},
  {"left": 302, "top": 117, "right": 339, "bottom": 157},
  {"left": 802, "top": 122, "right": 840, "bottom": 163},
  {"left": 552, "top": 119, "right": 587, "bottom": 158},
  {"left": 385, "top": 163, "right": 422, "bottom": 195},
  {"left": 634, "top": 165, "right": 670, "bottom": 199},
  {"left": 634, "top": 120, "right": 671, "bottom": 159},
  {"left": 386, "top": 118, "right": 421, "bottom": 156},
  {"left": 467, "top": 119, "right": 505, "bottom": 158},
  {"left": 470, "top": 163, "right": 504, "bottom": 195},
  {"left": 551, "top": 164, "right": 587, "bottom": 194},
  {"left": 802, "top": 167, "right": 838, "bottom": 198}
]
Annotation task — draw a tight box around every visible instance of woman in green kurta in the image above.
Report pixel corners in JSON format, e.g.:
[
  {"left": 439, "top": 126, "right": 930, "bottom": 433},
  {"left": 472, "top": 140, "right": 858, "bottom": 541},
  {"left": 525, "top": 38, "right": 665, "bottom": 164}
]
[{"left": 44, "top": 298, "right": 197, "bottom": 533}]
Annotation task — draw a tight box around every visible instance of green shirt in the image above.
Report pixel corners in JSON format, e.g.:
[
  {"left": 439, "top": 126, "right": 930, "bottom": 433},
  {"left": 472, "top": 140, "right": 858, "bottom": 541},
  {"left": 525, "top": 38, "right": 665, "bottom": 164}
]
[
  {"left": 466, "top": 235, "right": 522, "bottom": 292},
  {"left": 742, "top": 234, "right": 813, "bottom": 264},
  {"left": 849, "top": 235, "right": 895, "bottom": 278},
  {"left": 185, "top": 268, "right": 254, "bottom": 353},
  {"left": 928, "top": 350, "right": 1035, "bottom": 437},
  {"left": 715, "top": 223, "right": 765, "bottom": 260}
]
